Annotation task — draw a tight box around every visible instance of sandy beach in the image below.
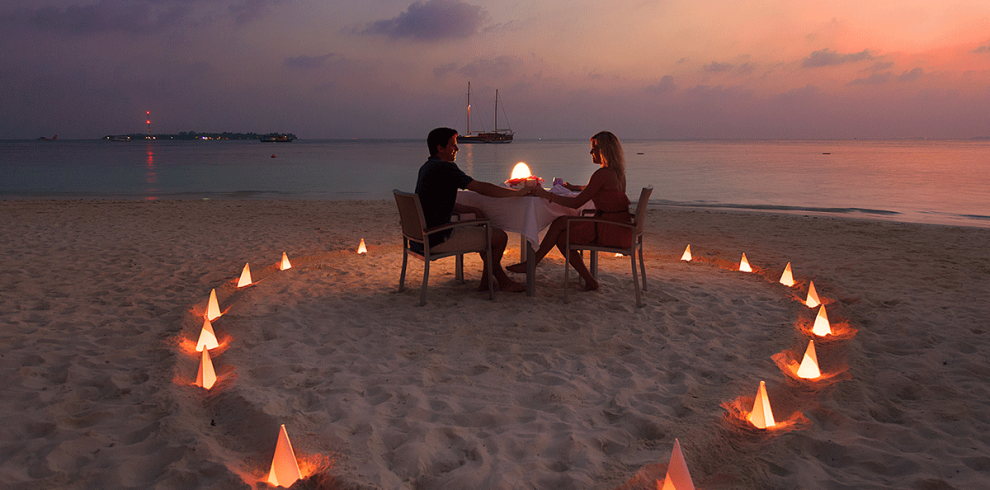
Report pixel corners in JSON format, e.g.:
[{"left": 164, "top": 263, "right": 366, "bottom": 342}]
[{"left": 1, "top": 199, "right": 988, "bottom": 489}]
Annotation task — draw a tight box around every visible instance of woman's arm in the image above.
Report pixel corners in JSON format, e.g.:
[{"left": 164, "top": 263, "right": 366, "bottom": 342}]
[{"left": 546, "top": 168, "right": 609, "bottom": 208}]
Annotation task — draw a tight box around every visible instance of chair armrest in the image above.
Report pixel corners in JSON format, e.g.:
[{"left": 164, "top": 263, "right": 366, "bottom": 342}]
[
  {"left": 580, "top": 209, "right": 596, "bottom": 216},
  {"left": 423, "top": 218, "right": 490, "bottom": 235},
  {"left": 564, "top": 216, "right": 636, "bottom": 230}
]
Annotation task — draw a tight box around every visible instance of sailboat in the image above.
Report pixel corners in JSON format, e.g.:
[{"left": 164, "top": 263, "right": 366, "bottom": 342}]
[{"left": 459, "top": 82, "right": 514, "bottom": 143}]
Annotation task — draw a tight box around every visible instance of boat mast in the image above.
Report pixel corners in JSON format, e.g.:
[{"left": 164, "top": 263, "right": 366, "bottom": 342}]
[
  {"left": 466, "top": 82, "right": 471, "bottom": 135},
  {"left": 494, "top": 89, "right": 498, "bottom": 133}
]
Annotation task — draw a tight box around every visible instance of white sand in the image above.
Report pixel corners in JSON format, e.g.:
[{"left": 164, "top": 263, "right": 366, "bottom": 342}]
[{"left": 1, "top": 200, "right": 988, "bottom": 489}]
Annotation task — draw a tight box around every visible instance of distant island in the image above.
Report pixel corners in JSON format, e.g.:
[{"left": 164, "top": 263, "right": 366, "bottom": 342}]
[{"left": 103, "top": 131, "right": 296, "bottom": 142}]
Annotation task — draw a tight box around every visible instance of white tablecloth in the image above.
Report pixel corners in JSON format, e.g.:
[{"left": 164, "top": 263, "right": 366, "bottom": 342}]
[{"left": 455, "top": 187, "right": 593, "bottom": 247}]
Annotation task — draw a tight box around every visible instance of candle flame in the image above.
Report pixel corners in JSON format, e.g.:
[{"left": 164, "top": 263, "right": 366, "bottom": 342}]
[
  {"left": 796, "top": 340, "right": 821, "bottom": 379},
  {"left": 813, "top": 304, "right": 832, "bottom": 337},
  {"left": 779, "top": 262, "right": 794, "bottom": 286},
  {"left": 657, "top": 438, "right": 695, "bottom": 490},
  {"left": 267, "top": 424, "right": 302, "bottom": 487},
  {"left": 681, "top": 245, "right": 692, "bottom": 261},
  {"left": 280, "top": 252, "right": 292, "bottom": 270},
  {"left": 196, "top": 349, "right": 217, "bottom": 390},
  {"left": 510, "top": 162, "right": 532, "bottom": 180},
  {"left": 357, "top": 238, "right": 367, "bottom": 254},
  {"left": 806, "top": 281, "right": 820, "bottom": 308},
  {"left": 237, "top": 263, "right": 252, "bottom": 288},
  {"left": 747, "top": 380, "right": 776, "bottom": 429},
  {"left": 206, "top": 289, "right": 222, "bottom": 321},
  {"left": 196, "top": 318, "right": 219, "bottom": 352},
  {"left": 739, "top": 253, "right": 752, "bottom": 272}
]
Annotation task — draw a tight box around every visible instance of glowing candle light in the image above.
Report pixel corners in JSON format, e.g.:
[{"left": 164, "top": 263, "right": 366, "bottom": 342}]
[
  {"left": 747, "top": 380, "right": 776, "bottom": 429},
  {"left": 510, "top": 162, "right": 532, "bottom": 180},
  {"left": 812, "top": 304, "right": 832, "bottom": 337},
  {"left": 657, "top": 438, "right": 695, "bottom": 490},
  {"left": 779, "top": 262, "right": 794, "bottom": 287},
  {"left": 805, "top": 281, "right": 820, "bottom": 308},
  {"left": 237, "top": 263, "right": 252, "bottom": 288},
  {"left": 680, "top": 245, "right": 692, "bottom": 261},
  {"left": 739, "top": 253, "right": 752, "bottom": 272},
  {"left": 267, "top": 424, "right": 302, "bottom": 487},
  {"left": 280, "top": 252, "right": 292, "bottom": 271},
  {"left": 206, "top": 289, "right": 222, "bottom": 321},
  {"left": 357, "top": 238, "right": 367, "bottom": 254},
  {"left": 196, "top": 318, "right": 219, "bottom": 352},
  {"left": 196, "top": 349, "right": 217, "bottom": 390},
  {"left": 796, "top": 340, "right": 821, "bottom": 379}
]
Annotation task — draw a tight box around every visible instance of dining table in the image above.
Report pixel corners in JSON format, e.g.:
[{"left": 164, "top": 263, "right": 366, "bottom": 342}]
[{"left": 455, "top": 185, "right": 593, "bottom": 296}]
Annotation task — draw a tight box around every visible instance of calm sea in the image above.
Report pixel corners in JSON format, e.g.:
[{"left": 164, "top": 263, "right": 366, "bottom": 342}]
[{"left": 1, "top": 139, "right": 987, "bottom": 228}]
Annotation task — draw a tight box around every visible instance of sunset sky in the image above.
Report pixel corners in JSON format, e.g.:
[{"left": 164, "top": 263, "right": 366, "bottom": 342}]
[{"left": 1, "top": 0, "right": 988, "bottom": 139}]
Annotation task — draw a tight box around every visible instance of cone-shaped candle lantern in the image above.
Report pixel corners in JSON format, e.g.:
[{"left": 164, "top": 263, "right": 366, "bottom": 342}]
[
  {"left": 196, "top": 349, "right": 217, "bottom": 390},
  {"left": 267, "top": 424, "right": 302, "bottom": 487},
  {"left": 237, "top": 263, "right": 252, "bottom": 288},
  {"left": 196, "top": 318, "right": 219, "bottom": 352},
  {"left": 813, "top": 304, "right": 832, "bottom": 337},
  {"left": 796, "top": 340, "right": 821, "bottom": 379},
  {"left": 681, "top": 245, "right": 692, "bottom": 262},
  {"left": 357, "top": 238, "right": 367, "bottom": 254},
  {"left": 739, "top": 253, "right": 752, "bottom": 272},
  {"left": 779, "top": 262, "right": 794, "bottom": 287},
  {"left": 280, "top": 252, "right": 292, "bottom": 271},
  {"left": 206, "top": 289, "right": 222, "bottom": 321},
  {"left": 805, "top": 281, "right": 820, "bottom": 308},
  {"left": 747, "top": 380, "right": 776, "bottom": 429},
  {"left": 658, "top": 438, "right": 695, "bottom": 490}
]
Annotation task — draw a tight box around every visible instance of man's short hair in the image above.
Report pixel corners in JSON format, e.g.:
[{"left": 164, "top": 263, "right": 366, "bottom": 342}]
[{"left": 428, "top": 127, "right": 458, "bottom": 157}]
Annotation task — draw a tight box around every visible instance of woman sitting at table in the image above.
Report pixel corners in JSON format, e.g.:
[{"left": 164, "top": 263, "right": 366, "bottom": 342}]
[{"left": 506, "top": 131, "right": 631, "bottom": 291}]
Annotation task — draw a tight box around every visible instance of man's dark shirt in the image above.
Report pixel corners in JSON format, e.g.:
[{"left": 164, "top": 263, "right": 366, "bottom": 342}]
[{"left": 413, "top": 156, "right": 474, "bottom": 248}]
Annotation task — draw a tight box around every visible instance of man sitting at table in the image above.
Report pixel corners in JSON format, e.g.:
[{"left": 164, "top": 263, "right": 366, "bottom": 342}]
[{"left": 415, "top": 127, "right": 530, "bottom": 293}]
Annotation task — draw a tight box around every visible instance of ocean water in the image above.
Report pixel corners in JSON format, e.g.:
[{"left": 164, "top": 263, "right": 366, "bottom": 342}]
[{"left": 1, "top": 139, "right": 987, "bottom": 228}]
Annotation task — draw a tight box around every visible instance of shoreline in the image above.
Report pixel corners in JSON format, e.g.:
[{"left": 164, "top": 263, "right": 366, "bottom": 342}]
[{"left": 1, "top": 199, "right": 988, "bottom": 489}]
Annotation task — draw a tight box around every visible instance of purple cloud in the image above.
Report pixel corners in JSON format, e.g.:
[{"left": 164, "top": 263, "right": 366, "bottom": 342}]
[
  {"left": 285, "top": 54, "right": 336, "bottom": 69},
  {"left": 802, "top": 48, "right": 872, "bottom": 67},
  {"left": 229, "top": 0, "right": 287, "bottom": 25},
  {"left": 703, "top": 61, "right": 735, "bottom": 73},
  {"left": 364, "top": 0, "right": 488, "bottom": 41},
  {"left": 974, "top": 43, "right": 990, "bottom": 53},
  {"left": 898, "top": 67, "right": 924, "bottom": 82},
  {"left": 645, "top": 75, "right": 677, "bottom": 94},
  {"left": 847, "top": 72, "right": 892, "bottom": 85},
  {"left": 4, "top": 0, "right": 189, "bottom": 35}
]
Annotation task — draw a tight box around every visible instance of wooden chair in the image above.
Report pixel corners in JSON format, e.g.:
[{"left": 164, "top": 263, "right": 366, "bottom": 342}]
[
  {"left": 563, "top": 186, "right": 652, "bottom": 307},
  {"left": 393, "top": 190, "right": 494, "bottom": 305}
]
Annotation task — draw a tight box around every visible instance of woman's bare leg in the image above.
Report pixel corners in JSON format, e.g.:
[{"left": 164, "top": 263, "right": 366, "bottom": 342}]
[{"left": 506, "top": 216, "right": 568, "bottom": 273}]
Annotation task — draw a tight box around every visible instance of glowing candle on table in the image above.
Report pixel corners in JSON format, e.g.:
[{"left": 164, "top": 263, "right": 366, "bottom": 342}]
[{"left": 510, "top": 162, "right": 532, "bottom": 180}]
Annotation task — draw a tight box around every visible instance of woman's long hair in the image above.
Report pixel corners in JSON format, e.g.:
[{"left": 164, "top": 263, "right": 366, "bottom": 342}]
[{"left": 592, "top": 131, "right": 626, "bottom": 192}]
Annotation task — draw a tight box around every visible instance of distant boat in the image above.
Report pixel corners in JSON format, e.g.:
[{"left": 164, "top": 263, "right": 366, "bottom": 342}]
[
  {"left": 109, "top": 135, "right": 131, "bottom": 142},
  {"left": 459, "top": 82, "right": 513, "bottom": 144},
  {"left": 260, "top": 134, "right": 294, "bottom": 142},
  {"left": 38, "top": 134, "right": 57, "bottom": 141}
]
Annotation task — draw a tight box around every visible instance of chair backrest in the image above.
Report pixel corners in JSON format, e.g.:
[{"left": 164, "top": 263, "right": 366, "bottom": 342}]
[
  {"left": 632, "top": 186, "right": 653, "bottom": 236},
  {"left": 393, "top": 189, "right": 427, "bottom": 242}
]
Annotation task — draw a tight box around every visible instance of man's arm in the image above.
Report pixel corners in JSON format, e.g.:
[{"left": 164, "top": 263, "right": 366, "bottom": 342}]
[{"left": 466, "top": 180, "right": 531, "bottom": 198}]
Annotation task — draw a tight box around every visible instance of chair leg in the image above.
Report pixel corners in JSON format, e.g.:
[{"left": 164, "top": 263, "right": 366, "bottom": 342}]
[
  {"left": 455, "top": 254, "right": 464, "bottom": 283},
  {"left": 590, "top": 250, "right": 598, "bottom": 279},
  {"left": 420, "top": 260, "right": 430, "bottom": 306},
  {"left": 563, "top": 244, "right": 571, "bottom": 304},
  {"left": 630, "top": 252, "right": 643, "bottom": 308},
  {"left": 399, "top": 248, "right": 408, "bottom": 292},
  {"left": 638, "top": 244, "right": 648, "bottom": 291}
]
